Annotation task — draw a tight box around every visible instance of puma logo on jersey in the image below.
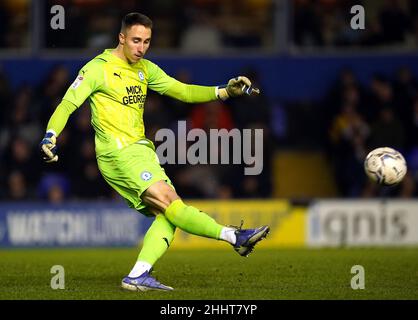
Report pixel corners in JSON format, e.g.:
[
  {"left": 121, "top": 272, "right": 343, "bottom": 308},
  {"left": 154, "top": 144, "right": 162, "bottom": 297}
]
[{"left": 113, "top": 72, "right": 121, "bottom": 79}]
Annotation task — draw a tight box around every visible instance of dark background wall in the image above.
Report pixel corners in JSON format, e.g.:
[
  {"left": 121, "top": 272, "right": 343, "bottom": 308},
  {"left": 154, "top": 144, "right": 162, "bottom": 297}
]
[{"left": 3, "top": 53, "right": 418, "bottom": 101}]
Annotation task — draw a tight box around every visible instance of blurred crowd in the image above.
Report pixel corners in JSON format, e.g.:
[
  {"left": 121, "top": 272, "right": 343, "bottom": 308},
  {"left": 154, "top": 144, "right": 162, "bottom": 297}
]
[
  {"left": 294, "top": 0, "right": 418, "bottom": 48},
  {"left": 323, "top": 66, "right": 418, "bottom": 197},
  {"left": 3, "top": 0, "right": 418, "bottom": 51},
  {"left": 0, "top": 0, "right": 273, "bottom": 51},
  {"left": 1, "top": 0, "right": 418, "bottom": 203},
  {"left": 0, "top": 0, "right": 29, "bottom": 48},
  {"left": 0, "top": 64, "right": 273, "bottom": 203},
  {"left": 44, "top": 0, "right": 273, "bottom": 52},
  {"left": 2, "top": 61, "right": 418, "bottom": 203}
]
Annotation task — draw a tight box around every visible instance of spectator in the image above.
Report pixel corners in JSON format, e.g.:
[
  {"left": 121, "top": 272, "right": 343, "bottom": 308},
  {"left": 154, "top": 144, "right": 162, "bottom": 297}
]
[
  {"left": 72, "top": 138, "right": 111, "bottom": 199},
  {"left": 392, "top": 67, "right": 418, "bottom": 124},
  {"left": 180, "top": 10, "right": 222, "bottom": 53},
  {"left": 0, "top": 0, "right": 29, "bottom": 48},
  {"left": 229, "top": 69, "right": 270, "bottom": 129},
  {"left": 38, "top": 173, "right": 70, "bottom": 204},
  {"left": 0, "top": 65, "right": 11, "bottom": 128},
  {"left": 36, "top": 64, "right": 71, "bottom": 126},
  {"left": 368, "top": 107, "right": 406, "bottom": 151},
  {"left": 329, "top": 102, "right": 370, "bottom": 196},
  {"left": 7, "top": 170, "right": 29, "bottom": 200},
  {"left": 293, "top": 0, "right": 323, "bottom": 46},
  {"left": 378, "top": 0, "right": 411, "bottom": 44},
  {"left": 365, "top": 74, "right": 394, "bottom": 122},
  {"left": 404, "top": 98, "right": 418, "bottom": 149},
  {"left": 173, "top": 164, "right": 226, "bottom": 199},
  {"left": 3, "top": 136, "right": 40, "bottom": 190},
  {"left": 86, "top": 12, "right": 119, "bottom": 49},
  {"left": 292, "top": 0, "right": 418, "bottom": 49}
]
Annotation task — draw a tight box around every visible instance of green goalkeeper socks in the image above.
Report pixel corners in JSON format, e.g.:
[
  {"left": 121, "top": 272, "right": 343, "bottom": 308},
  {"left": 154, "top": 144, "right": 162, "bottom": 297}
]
[
  {"left": 136, "top": 214, "right": 176, "bottom": 265},
  {"left": 132, "top": 200, "right": 227, "bottom": 277},
  {"left": 165, "top": 199, "right": 223, "bottom": 240}
]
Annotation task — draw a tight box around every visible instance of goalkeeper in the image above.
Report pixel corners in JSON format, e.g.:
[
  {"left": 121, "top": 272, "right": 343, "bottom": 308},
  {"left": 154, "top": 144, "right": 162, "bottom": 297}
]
[{"left": 40, "top": 12, "right": 269, "bottom": 292}]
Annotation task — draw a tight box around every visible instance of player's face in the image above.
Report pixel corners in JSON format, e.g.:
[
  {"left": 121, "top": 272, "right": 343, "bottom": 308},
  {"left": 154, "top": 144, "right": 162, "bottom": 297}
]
[{"left": 120, "top": 25, "right": 151, "bottom": 64}]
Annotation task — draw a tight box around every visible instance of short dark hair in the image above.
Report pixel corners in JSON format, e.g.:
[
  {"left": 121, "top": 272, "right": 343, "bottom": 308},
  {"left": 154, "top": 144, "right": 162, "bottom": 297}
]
[{"left": 121, "top": 12, "right": 153, "bottom": 32}]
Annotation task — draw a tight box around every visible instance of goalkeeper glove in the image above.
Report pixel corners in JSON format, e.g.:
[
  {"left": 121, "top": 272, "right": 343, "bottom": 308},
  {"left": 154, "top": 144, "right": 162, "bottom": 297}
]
[
  {"left": 40, "top": 131, "right": 58, "bottom": 163},
  {"left": 216, "top": 76, "right": 260, "bottom": 101}
]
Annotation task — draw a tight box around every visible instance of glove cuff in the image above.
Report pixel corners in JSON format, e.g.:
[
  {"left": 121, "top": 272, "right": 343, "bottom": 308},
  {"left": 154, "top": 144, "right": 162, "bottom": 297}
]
[
  {"left": 216, "top": 86, "right": 229, "bottom": 101},
  {"left": 45, "top": 129, "right": 57, "bottom": 138}
]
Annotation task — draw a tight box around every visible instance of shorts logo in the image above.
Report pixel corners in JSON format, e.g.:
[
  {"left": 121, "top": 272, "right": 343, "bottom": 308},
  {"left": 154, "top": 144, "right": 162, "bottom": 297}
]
[
  {"left": 141, "top": 171, "right": 152, "bottom": 181},
  {"left": 138, "top": 71, "right": 145, "bottom": 81},
  {"left": 71, "top": 75, "right": 84, "bottom": 89}
]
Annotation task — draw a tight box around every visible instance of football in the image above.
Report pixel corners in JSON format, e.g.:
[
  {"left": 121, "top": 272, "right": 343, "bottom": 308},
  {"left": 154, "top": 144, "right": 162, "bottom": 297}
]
[{"left": 364, "top": 147, "right": 407, "bottom": 186}]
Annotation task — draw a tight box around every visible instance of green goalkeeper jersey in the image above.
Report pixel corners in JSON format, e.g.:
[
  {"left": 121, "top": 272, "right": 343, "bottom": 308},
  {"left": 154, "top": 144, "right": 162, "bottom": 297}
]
[{"left": 52, "top": 49, "right": 217, "bottom": 157}]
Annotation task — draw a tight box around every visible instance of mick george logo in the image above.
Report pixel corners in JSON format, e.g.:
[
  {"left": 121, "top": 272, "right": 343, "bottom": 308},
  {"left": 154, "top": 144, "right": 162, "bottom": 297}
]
[
  {"left": 123, "top": 85, "right": 146, "bottom": 107},
  {"left": 154, "top": 121, "right": 263, "bottom": 175}
]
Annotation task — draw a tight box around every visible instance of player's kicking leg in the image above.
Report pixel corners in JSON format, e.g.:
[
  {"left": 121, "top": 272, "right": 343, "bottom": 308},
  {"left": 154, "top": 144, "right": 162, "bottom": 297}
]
[
  {"left": 142, "top": 181, "right": 270, "bottom": 257},
  {"left": 122, "top": 180, "right": 270, "bottom": 292},
  {"left": 122, "top": 225, "right": 271, "bottom": 291}
]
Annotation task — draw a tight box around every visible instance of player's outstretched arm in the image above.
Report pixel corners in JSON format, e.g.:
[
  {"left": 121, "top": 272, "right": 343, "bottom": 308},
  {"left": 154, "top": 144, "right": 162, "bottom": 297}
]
[
  {"left": 163, "top": 76, "right": 260, "bottom": 104},
  {"left": 40, "top": 100, "right": 78, "bottom": 163},
  {"left": 146, "top": 60, "right": 260, "bottom": 103}
]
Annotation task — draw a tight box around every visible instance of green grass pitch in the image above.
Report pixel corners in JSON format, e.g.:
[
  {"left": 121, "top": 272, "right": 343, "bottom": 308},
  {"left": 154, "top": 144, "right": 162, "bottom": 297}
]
[{"left": 0, "top": 248, "right": 417, "bottom": 300}]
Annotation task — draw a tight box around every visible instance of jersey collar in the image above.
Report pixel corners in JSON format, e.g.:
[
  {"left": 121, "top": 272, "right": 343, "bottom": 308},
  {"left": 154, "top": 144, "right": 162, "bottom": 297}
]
[{"left": 102, "top": 49, "right": 142, "bottom": 68}]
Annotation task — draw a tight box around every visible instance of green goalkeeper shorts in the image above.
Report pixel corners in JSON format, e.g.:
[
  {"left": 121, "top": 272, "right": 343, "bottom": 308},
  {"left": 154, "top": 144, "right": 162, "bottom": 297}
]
[{"left": 97, "top": 141, "right": 174, "bottom": 217}]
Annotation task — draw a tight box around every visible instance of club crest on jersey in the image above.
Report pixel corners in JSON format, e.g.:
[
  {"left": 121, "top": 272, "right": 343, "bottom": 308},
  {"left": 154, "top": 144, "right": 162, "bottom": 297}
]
[
  {"left": 138, "top": 70, "right": 145, "bottom": 81},
  {"left": 71, "top": 75, "right": 84, "bottom": 89},
  {"left": 141, "top": 171, "right": 152, "bottom": 181}
]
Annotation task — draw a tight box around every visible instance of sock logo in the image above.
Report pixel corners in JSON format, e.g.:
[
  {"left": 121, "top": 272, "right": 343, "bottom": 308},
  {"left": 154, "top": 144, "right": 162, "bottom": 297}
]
[{"left": 162, "top": 237, "right": 170, "bottom": 248}]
